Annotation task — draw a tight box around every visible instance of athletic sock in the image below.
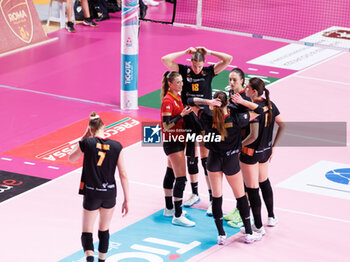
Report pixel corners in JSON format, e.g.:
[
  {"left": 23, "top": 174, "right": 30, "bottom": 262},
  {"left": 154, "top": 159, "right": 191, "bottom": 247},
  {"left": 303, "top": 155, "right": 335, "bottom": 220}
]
[
  {"left": 208, "top": 189, "right": 213, "bottom": 202},
  {"left": 165, "top": 196, "right": 173, "bottom": 210},
  {"left": 246, "top": 187, "right": 263, "bottom": 229},
  {"left": 236, "top": 195, "right": 252, "bottom": 234},
  {"left": 191, "top": 182, "right": 198, "bottom": 195},
  {"left": 86, "top": 256, "right": 94, "bottom": 262},
  {"left": 212, "top": 196, "right": 225, "bottom": 235},
  {"left": 260, "top": 179, "right": 275, "bottom": 218},
  {"left": 174, "top": 200, "right": 183, "bottom": 217}
]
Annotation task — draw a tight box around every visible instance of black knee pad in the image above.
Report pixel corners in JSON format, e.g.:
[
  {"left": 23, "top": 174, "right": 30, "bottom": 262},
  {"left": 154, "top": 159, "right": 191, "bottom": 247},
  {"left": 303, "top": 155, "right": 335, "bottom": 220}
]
[
  {"left": 187, "top": 156, "right": 199, "bottom": 175},
  {"left": 173, "top": 176, "right": 187, "bottom": 198},
  {"left": 81, "top": 232, "right": 94, "bottom": 251},
  {"left": 201, "top": 157, "right": 208, "bottom": 176},
  {"left": 163, "top": 167, "right": 175, "bottom": 189},
  {"left": 98, "top": 230, "right": 110, "bottom": 253}
]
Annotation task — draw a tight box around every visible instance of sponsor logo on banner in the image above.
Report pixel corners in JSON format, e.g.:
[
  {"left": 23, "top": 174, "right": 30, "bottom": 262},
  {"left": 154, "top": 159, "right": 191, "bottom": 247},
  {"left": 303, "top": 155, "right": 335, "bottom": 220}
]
[
  {"left": 3, "top": 112, "right": 151, "bottom": 168},
  {"left": 323, "top": 29, "right": 350, "bottom": 40},
  {"left": 0, "top": 0, "right": 33, "bottom": 43},
  {"left": 277, "top": 161, "right": 350, "bottom": 200},
  {"left": 0, "top": 170, "right": 49, "bottom": 202},
  {"left": 248, "top": 26, "right": 350, "bottom": 70},
  {"left": 121, "top": 54, "right": 138, "bottom": 91}
]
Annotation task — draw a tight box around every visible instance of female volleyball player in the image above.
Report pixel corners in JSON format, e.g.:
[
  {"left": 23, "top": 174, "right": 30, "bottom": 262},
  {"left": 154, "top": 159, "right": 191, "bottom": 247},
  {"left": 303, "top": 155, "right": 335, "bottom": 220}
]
[
  {"left": 69, "top": 112, "right": 129, "bottom": 262},
  {"left": 240, "top": 77, "right": 285, "bottom": 235},
  {"left": 188, "top": 91, "right": 264, "bottom": 244},
  {"left": 161, "top": 71, "right": 195, "bottom": 227},
  {"left": 161, "top": 47, "right": 232, "bottom": 215},
  {"left": 224, "top": 68, "right": 252, "bottom": 226}
]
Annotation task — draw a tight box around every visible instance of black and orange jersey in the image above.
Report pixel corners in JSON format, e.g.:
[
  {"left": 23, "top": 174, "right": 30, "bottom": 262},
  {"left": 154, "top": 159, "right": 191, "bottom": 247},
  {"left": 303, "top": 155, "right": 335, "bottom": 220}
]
[
  {"left": 79, "top": 137, "right": 122, "bottom": 199},
  {"left": 178, "top": 64, "right": 215, "bottom": 106},
  {"left": 198, "top": 108, "right": 250, "bottom": 156},
  {"left": 228, "top": 88, "right": 251, "bottom": 113},
  {"left": 244, "top": 99, "right": 280, "bottom": 152},
  {"left": 161, "top": 92, "right": 185, "bottom": 138}
]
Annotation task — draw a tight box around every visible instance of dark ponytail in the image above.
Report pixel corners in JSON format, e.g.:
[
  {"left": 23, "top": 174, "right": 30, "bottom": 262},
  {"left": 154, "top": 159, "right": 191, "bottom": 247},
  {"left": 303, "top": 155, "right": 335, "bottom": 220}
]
[
  {"left": 264, "top": 87, "right": 273, "bottom": 126},
  {"left": 212, "top": 91, "right": 228, "bottom": 138},
  {"left": 249, "top": 77, "right": 273, "bottom": 126},
  {"left": 161, "top": 71, "right": 180, "bottom": 100}
]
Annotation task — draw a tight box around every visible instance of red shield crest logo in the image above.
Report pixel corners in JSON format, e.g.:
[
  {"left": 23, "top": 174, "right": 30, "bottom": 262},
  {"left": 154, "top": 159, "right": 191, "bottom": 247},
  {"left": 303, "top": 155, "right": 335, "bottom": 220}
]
[
  {"left": 0, "top": 0, "right": 33, "bottom": 43},
  {"left": 323, "top": 30, "right": 350, "bottom": 40}
]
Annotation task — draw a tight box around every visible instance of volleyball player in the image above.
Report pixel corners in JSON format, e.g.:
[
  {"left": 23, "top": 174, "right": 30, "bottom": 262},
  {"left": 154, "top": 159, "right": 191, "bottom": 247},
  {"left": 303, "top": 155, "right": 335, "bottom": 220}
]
[
  {"left": 239, "top": 77, "right": 285, "bottom": 236},
  {"left": 161, "top": 47, "right": 232, "bottom": 215},
  {"left": 224, "top": 68, "right": 251, "bottom": 226},
  {"left": 187, "top": 91, "right": 264, "bottom": 244},
  {"left": 161, "top": 71, "right": 195, "bottom": 227},
  {"left": 69, "top": 112, "right": 129, "bottom": 262}
]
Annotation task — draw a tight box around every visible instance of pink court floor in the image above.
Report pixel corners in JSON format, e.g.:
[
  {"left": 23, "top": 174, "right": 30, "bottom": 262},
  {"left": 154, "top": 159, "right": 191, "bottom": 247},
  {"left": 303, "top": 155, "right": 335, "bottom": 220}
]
[{"left": 1, "top": 2, "right": 350, "bottom": 262}]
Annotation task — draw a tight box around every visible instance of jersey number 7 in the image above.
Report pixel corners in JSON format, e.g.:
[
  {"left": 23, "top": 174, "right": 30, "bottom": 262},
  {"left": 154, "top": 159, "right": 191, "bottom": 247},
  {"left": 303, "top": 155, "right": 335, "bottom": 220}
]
[{"left": 97, "top": 151, "right": 106, "bottom": 166}]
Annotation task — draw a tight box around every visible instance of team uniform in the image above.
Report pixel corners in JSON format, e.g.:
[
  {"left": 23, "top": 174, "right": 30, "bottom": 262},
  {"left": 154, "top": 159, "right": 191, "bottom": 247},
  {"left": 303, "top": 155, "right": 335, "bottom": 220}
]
[
  {"left": 240, "top": 99, "right": 280, "bottom": 164},
  {"left": 178, "top": 64, "right": 216, "bottom": 157},
  {"left": 79, "top": 137, "right": 123, "bottom": 210},
  {"left": 228, "top": 88, "right": 251, "bottom": 140},
  {"left": 195, "top": 107, "right": 251, "bottom": 175},
  {"left": 161, "top": 92, "right": 186, "bottom": 156}
]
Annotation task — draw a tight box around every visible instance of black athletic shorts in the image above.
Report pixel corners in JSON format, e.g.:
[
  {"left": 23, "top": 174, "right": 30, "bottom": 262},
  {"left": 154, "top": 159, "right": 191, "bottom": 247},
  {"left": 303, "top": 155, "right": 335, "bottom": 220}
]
[
  {"left": 163, "top": 141, "right": 185, "bottom": 156},
  {"left": 83, "top": 195, "right": 116, "bottom": 211},
  {"left": 240, "top": 148, "right": 272, "bottom": 165},
  {"left": 207, "top": 150, "right": 240, "bottom": 176}
]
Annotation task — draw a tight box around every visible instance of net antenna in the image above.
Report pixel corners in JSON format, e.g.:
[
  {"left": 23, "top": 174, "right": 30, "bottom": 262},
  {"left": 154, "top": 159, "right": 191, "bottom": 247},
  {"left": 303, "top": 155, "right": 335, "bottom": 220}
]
[{"left": 121, "top": 0, "right": 139, "bottom": 110}]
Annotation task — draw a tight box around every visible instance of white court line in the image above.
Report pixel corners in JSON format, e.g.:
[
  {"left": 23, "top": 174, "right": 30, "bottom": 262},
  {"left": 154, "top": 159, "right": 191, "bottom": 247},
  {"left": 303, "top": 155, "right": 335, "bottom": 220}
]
[
  {"left": 1, "top": 157, "right": 12, "bottom": 161},
  {"left": 24, "top": 162, "right": 35, "bottom": 165},
  {"left": 0, "top": 85, "right": 121, "bottom": 109},
  {"left": 294, "top": 75, "right": 350, "bottom": 86}
]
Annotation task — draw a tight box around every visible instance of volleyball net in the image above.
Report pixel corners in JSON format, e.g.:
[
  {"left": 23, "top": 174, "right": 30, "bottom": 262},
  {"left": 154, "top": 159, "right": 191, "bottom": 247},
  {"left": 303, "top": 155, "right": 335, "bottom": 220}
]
[{"left": 150, "top": 0, "right": 350, "bottom": 51}]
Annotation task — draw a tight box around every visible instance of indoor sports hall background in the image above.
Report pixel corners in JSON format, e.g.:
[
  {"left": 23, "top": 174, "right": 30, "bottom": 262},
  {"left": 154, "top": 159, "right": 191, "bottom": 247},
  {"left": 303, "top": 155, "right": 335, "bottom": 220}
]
[{"left": 1, "top": 0, "right": 349, "bottom": 261}]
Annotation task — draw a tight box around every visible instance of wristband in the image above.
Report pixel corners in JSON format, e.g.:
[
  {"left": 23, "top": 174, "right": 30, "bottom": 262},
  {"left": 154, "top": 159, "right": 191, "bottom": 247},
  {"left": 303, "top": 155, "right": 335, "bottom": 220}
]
[{"left": 207, "top": 51, "right": 212, "bottom": 55}]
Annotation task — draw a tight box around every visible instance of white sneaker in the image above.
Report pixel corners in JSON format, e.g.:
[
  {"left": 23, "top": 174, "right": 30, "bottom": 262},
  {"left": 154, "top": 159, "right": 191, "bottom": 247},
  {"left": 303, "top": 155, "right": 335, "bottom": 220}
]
[
  {"left": 206, "top": 201, "right": 213, "bottom": 216},
  {"left": 144, "top": 0, "right": 159, "bottom": 6},
  {"left": 240, "top": 225, "right": 265, "bottom": 235},
  {"left": 244, "top": 232, "right": 262, "bottom": 244},
  {"left": 267, "top": 216, "right": 278, "bottom": 227},
  {"left": 163, "top": 208, "right": 174, "bottom": 217},
  {"left": 252, "top": 224, "right": 266, "bottom": 235},
  {"left": 183, "top": 194, "right": 200, "bottom": 207},
  {"left": 217, "top": 234, "right": 226, "bottom": 245},
  {"left": 172, "top": 214, "right": 195, "bottom": 227}
]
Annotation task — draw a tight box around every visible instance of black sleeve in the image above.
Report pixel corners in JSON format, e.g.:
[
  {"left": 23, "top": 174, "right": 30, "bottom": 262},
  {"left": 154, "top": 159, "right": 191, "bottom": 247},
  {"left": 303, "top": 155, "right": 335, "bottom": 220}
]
[
  {"left": 79, "top": 139, "right": 87, "bottom": 153},
  {"left": 272, "top": 101, "right": 280, "bottom": 117},
  {"left": 187, "top": 97, "right": 195, "bottom": 106},
  {"left": 162, "top": 115, "right": 182, "bottom": 127},
  {"left": 234, "top": 112, "right": 250, "bottom": 128}
]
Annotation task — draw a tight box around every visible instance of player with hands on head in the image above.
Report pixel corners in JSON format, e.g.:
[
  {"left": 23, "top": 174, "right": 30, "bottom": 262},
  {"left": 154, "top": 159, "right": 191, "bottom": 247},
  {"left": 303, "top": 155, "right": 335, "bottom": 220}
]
[{"left": 161, "top": 46, "right": 232, "bottom": 215}]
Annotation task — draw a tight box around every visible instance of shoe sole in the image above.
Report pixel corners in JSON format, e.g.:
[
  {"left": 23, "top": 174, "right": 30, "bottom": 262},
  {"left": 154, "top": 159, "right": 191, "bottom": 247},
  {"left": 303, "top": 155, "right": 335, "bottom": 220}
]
[
  {"left": 183, "top": 198, "right": 200, "bottom": 207},
  {"left": 172, "top": 222, "right": 195, "bottom": 227}
]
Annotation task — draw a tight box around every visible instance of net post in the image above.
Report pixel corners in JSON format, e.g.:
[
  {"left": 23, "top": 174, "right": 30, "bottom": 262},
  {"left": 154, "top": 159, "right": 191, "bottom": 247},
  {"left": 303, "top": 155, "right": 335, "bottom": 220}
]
[
  {"left": 121, "top": 0, "right": 139, "bottom": 110},
  {"left": 196, "top": 0, "right": 202, "bottom": 28}
]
